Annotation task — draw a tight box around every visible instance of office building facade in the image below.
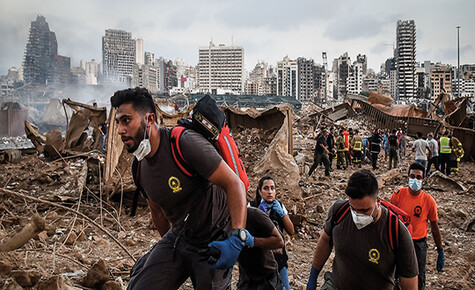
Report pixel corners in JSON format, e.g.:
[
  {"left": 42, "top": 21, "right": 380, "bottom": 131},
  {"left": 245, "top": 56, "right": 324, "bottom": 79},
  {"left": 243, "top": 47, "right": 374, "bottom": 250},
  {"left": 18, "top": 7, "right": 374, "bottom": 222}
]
[{"left": 198, "top": 42, "right": 244, "bottom": 94}]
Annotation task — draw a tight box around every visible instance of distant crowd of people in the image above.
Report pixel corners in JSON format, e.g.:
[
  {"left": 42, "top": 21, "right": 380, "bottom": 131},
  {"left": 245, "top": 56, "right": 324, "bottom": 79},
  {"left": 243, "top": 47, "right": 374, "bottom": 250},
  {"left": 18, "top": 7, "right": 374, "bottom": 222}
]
[{"left": 308, "top": 126, "right": 464, "bottom": 178}]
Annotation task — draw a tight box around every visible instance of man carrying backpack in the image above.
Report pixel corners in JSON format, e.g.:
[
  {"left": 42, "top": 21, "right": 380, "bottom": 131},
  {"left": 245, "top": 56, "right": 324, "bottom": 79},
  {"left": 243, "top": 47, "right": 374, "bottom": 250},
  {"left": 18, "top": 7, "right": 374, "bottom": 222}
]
[
  {"left": 306, "top": 169, "right": 418, "bottom": 290},
  {"left": 390, "top": 162, "right": 445, "bottom": 290},
  {"left": 111, "top": 88, "right": 251, "bottom": 289}
]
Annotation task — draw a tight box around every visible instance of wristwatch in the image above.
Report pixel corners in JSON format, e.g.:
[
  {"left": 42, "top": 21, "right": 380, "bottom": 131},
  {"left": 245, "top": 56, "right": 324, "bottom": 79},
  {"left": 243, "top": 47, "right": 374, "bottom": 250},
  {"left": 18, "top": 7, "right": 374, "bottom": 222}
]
[{"left": 231, "top": 229, "right": 247, "bottom": 242}]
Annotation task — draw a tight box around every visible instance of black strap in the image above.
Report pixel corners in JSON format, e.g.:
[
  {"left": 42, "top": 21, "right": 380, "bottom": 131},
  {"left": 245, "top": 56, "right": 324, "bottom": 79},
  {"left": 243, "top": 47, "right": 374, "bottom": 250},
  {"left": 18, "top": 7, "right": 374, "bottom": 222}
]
[
  {"left": 131, "top": 187, "right": 140, "bottom": 217},
  {"left": 130, "top": 158, "right": 147, "bottom": 216}
]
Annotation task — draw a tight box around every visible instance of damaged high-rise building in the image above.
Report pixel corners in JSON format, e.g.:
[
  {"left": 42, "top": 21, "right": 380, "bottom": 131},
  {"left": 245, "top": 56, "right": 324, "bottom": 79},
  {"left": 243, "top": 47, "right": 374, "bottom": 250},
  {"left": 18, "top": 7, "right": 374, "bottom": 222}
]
[
  {"left": 396, "top": 20, "right": 417, "bottom": 99},
  {"left": 23, "top": 16, "right": 58, "bottom": 84},
  {"left": 102, "top": 29, "right": 136, "bottom": 85}
]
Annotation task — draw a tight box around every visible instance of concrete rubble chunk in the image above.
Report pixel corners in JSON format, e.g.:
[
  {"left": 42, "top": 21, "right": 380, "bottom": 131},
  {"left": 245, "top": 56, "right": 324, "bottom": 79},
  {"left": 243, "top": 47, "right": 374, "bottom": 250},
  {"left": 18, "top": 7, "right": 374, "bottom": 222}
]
[
  {"left": 426, "top": 171, "right": 467, "bottom": 192},
  {"left": 83, "top": 259, "right": 110, "bottom": 288},
  {"left": 11, "top": 269, "right": 42, "bottom": 287},
  {"left": 37, "top": 275, "right": 67, "bottom": 290}
]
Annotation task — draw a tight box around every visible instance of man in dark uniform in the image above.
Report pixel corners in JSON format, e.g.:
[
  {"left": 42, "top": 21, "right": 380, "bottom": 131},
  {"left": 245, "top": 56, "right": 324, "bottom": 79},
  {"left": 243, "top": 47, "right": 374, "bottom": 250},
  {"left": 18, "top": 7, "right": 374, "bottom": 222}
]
[
  {"left": 369, "top": 128, "right": 382, "bottom": 170},
  {"left": 111, "top": 88, "right": 251, "bottom": 289},
  {"left": 308, "top": 129, "right": 331, "bottom": 177},
  {"left": 388, "top": 129, "right": 399, "bottom": 170}
]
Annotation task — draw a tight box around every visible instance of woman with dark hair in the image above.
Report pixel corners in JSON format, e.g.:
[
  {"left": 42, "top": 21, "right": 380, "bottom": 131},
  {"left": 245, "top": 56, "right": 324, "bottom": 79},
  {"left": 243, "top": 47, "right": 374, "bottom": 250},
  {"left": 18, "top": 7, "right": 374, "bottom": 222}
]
[{"left": 250, "top": 176, "right": 295, "bottom": 290}]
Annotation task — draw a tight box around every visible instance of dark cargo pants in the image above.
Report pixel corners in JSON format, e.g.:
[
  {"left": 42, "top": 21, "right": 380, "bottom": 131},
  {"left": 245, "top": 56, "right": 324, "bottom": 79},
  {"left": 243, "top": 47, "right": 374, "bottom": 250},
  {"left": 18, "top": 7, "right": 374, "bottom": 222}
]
[
  {"left": 413, "top": 238, "right": 428, "bottom": 290},
  {"left": 309, "top": 151, "right": 330, "bottom": 176},
  {"left": 127, "top": 229, "right": 231, "bottom": 290}
]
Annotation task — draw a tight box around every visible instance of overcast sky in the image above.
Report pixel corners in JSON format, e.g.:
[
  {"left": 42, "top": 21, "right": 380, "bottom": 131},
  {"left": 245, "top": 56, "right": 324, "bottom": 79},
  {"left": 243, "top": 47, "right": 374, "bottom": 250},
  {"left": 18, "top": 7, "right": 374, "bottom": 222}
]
[{"left": 1, "top": 0, "right": 474, "bottom": 75}]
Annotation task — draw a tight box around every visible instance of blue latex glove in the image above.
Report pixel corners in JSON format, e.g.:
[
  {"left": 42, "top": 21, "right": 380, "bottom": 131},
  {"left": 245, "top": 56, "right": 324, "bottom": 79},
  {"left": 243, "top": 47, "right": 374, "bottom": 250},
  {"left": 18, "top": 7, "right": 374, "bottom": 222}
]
[
  {"left": 437, "top": 248, "right": 445, "bottom": 272},
  {"left": 258, "top": 200, "right": 268, "bottom": 213},
  {"left": 208, "top": 235, "right": 244, "bottom": 269},
  {"left": 243, "top": 229, "right": 255, "bottom": 248},
  {"left": 271, "top": 200, "right": 286, "bottom": 218},
  {"left": 306, "top": 267, "right": 320, "bottom": 290}
]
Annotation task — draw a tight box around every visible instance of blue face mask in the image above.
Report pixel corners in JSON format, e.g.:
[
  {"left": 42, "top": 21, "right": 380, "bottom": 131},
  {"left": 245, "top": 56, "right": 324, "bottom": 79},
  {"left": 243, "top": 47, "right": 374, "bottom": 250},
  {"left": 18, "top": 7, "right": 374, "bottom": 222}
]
[{"left": 409, "top": 178, "right": 422, "bottom": 191}]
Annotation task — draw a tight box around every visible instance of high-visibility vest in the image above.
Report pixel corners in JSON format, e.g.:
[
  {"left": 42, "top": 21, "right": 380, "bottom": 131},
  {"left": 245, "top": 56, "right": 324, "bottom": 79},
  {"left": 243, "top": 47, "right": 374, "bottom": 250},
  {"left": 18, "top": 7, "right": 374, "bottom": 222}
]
[
  {"left": 353, "top": 140, "right": 363, "bottom": 151},
  {"left": 440, "top": 137, "right": 451, "bottom": 154}
]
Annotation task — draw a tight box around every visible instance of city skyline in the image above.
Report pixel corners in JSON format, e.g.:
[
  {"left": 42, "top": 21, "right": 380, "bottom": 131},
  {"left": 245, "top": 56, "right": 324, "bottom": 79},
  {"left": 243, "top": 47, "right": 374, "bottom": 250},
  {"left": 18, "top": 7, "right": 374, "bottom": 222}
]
[{"left": 1, "top": 0, "right": 474, "bottom": 75}]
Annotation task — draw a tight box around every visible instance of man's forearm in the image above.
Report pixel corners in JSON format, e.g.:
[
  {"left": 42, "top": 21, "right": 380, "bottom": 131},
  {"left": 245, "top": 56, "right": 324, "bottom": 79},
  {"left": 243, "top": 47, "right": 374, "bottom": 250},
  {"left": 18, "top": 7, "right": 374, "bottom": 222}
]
[
  {"left": 431, "top": 221, "right": 443, "bottom": 249},
  {"left": 254, "top": 228, "right": 284, "bottom": 249},
  {"left": 226, "top": 181, "right": 247, "bottom": 229},
  {"left": 208, "top": 161, "right": 247, "bottom": 229},
  {"left": 311, "top": 230, "right": 332, "bottom": 270},
  {"left": 400, "top": 276, "right": 418, "bottom": 290}
]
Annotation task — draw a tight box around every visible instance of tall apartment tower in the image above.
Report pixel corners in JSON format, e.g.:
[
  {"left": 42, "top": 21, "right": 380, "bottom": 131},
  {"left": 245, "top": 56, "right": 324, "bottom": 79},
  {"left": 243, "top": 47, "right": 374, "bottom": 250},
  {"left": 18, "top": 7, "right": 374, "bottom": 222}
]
[
  {"left": 102, "top": 29, "right": 136, "bottom": 84},
  {"left": 296, "top": 57, "right": 315, "bottom": 102},
  {"left": 277, "top": 56, "right": 298, "bottom": 98},
  {"left": 333, "top": 53, "right": 351, "bottom": 98},
  {"left": 396, "top": 20, "right": 416, "bottom": 99},
  {"left": 198, "top": 42, "right": 244, "bottom": 94},
  {"left": 23, "top": 16, "right": 58, "bottom": 84}
]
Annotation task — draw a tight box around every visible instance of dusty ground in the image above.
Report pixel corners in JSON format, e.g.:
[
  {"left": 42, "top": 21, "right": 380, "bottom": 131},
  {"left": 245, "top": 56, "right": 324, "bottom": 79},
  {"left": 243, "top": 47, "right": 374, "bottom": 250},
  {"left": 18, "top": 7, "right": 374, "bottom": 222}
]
[{"left": 0, "top": 112, "right": 474, "bottom": 289}]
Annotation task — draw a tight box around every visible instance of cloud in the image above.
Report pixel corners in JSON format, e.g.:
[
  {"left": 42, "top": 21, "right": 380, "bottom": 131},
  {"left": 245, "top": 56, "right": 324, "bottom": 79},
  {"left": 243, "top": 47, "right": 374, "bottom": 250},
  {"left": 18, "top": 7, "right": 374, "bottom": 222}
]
[
  {"left": 215, "top": 0, "right": 342, "bottom": 31},
  {"left": 323, "top": 14, "right": 397, "bottom": 41}
]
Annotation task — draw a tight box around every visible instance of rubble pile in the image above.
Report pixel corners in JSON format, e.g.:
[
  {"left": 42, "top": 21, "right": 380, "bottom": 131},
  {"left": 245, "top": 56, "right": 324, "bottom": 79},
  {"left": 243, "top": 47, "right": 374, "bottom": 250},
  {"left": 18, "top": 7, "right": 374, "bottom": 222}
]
[{"left": 232, "top": 127, "right": 278, "bottom": 199}]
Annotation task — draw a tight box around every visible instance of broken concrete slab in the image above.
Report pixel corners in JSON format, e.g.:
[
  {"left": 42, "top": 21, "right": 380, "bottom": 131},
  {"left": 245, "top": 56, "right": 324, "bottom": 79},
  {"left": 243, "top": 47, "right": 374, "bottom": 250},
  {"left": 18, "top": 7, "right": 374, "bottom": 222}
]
[
  {"left": 44, "top": 128, "right": 64, "bottom": 159},
  {"left": 426, "top": 171, "right": 467, "bottom": 192}
]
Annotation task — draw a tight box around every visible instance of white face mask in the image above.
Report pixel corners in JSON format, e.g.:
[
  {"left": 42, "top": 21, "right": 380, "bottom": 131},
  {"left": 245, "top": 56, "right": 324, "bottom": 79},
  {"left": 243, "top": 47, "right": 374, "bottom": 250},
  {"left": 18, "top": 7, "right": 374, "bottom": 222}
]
[
  {"left": 408, "top": 178, "right": 422, "bottom": 192},
  {"left": 133, "top": 120, "right": 152, "bottom": 161},
  {"left": 350, "top": 202, "right": 377, "bottom": 230}
]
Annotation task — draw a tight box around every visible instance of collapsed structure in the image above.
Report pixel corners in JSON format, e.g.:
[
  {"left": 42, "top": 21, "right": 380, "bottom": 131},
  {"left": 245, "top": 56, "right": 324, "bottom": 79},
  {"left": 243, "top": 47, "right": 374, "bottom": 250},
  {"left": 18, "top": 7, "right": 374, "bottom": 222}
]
[{"left": 346, "top": 92, "right": 474, "bottom": 161}]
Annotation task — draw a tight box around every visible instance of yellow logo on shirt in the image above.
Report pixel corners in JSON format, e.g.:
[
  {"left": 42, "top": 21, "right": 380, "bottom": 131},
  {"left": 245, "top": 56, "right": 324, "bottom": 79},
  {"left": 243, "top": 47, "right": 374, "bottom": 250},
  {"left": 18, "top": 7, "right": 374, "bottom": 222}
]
[
  {"left": 369, "top": 249, "right": 380, "bottom": 264},
  {"left": 168, "top": 176, "right": 182, "bottom": 193}
]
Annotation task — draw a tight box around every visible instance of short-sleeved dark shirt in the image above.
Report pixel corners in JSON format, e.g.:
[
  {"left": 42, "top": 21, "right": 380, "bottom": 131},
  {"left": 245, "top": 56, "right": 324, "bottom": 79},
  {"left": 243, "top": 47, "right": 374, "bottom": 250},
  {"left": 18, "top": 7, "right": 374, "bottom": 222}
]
[
  {"left": 238, "top": 208, "right": 278, "bottom": 282},
  {"left": 324, "top": 200, "right": 418, "bottom": 290},
  {"left": 388, "top": 134, "right": 398, "bottom": 147},
  {"left": 315, "top": 134, "right": 327, "bottom": 154},
  {"left": 139, "top": 128, "right": 229, "bottom": 245}
]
